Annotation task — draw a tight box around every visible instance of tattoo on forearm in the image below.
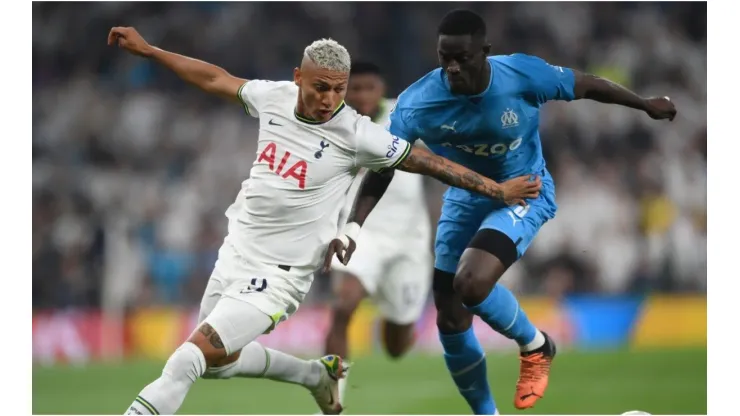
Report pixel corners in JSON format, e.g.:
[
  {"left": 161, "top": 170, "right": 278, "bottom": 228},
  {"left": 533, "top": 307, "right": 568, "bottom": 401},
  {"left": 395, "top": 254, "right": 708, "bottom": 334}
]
[
  {"left": 198, "top": 323, "right": 225, "bottom": 349},
  {"left": 400, "top": 150, "right": 503, "bottom": 200}
]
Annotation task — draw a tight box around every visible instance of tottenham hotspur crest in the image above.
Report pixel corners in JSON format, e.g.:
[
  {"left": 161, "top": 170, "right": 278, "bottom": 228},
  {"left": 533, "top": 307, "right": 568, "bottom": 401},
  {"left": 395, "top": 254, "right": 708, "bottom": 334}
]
[
  {"left": 314, "top": 140, "right": 330, "bottom": 159},
  {"left": 501, "top": 108, "right": 519, "bottom": 129}
]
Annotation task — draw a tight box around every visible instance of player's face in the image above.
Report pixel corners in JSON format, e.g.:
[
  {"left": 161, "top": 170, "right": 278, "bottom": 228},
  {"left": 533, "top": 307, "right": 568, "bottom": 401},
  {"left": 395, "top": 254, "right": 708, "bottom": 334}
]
[
  {"left": 437, "top": 34, "right": 489, "bottom": 95},
  {"left": 294, "top": 65, "right": 349, "bottom": 122},
  {"left": 347, "top": 73, "right": 385, "bottom": 118}
]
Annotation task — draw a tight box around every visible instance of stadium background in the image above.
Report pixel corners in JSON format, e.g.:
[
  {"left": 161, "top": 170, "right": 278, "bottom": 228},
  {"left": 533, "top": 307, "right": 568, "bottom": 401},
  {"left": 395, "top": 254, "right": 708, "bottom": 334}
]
[{"left": 32, "top": 2, "right": 707, "bottom": 415}]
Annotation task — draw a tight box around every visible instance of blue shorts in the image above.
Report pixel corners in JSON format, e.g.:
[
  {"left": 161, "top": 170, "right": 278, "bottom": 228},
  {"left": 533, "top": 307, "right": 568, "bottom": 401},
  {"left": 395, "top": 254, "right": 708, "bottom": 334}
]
[{"left": 434, "top": 169, "right": 557, "bottom": 274}]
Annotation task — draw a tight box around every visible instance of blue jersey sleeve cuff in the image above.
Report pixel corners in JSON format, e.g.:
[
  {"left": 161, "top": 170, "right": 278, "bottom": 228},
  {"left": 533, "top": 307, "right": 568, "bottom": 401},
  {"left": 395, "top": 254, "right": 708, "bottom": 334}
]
[{"left": 562, "top": 68, "right": 577, "bottom": 101}]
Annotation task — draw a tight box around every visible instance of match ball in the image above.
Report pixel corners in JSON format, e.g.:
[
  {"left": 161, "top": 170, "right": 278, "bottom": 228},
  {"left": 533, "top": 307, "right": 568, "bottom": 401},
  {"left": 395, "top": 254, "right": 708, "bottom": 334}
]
[{"left": 621, "top": 411, "right": 651, "bottom": 415}]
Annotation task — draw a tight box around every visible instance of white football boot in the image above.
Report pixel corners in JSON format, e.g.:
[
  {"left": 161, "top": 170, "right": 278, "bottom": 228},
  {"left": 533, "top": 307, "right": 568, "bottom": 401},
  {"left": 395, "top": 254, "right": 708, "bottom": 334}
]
[{"left": 309, "top": 355, "right": 350, "bottom": 415}]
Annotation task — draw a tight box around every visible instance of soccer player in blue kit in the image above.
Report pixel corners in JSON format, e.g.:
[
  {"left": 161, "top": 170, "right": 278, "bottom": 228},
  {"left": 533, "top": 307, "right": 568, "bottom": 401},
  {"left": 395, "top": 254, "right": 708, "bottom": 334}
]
[{"left": 383, "top": 9, "right": 678, "bottom": 414}]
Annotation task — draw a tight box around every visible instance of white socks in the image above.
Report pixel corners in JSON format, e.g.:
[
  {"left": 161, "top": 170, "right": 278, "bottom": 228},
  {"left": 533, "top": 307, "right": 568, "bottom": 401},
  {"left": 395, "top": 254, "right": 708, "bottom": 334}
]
[
  {"left": 520, "top": 329, "right": 546, "bottom": 353},
  {"left": 124, "top": 341, "right": 323, "bottom": 415},
  {"left": 338, "top": 368, "right": 350, "bottom": 404},
  {"left": 125, "top": 342, "right": 206, "bottom": 415},
  {"left": 261, "top": 347, "right": 322, "bottom": 388},
  {"left": 205, "top": 341, "right": 322, "bottom": 388}
]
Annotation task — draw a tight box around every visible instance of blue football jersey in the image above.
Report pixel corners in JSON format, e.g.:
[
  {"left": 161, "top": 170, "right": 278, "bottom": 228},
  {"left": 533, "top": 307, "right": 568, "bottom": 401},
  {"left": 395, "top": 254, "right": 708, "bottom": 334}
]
[{"left": 389, "top": 54, "right": 576, "bottom": 183}]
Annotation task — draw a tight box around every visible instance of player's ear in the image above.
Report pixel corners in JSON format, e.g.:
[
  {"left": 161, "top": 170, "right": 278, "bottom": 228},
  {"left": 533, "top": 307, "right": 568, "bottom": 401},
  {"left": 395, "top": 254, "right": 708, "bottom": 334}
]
[
  {"left": 293, "top": 67, "right": 301, "bottom": 87},
  {"left": 482, "top": 43, "right": 491, "bottom": 56}
]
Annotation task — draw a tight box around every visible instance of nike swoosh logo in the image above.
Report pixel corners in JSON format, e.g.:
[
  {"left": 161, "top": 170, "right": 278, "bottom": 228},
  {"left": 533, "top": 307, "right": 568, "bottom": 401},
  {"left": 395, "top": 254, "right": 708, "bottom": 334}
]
[{"left": 269, "top": 119, "right": 282, "bottom": 126}]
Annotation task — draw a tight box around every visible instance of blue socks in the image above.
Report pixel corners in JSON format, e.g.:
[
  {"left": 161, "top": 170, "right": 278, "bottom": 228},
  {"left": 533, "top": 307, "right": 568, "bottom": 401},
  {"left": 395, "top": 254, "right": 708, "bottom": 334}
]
[
  {"left": 467, "top": 284, "right": 537, "bottom": 347},
  {"left": 439, "top": 327, "right": 497, "bottom": 415}
]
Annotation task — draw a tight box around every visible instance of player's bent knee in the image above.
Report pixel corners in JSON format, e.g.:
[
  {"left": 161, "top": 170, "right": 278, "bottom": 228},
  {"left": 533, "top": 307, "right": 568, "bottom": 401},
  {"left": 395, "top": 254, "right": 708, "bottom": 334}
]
[
  {"left": 162, "top": 341, "right": 207, "bottom": 383},
  {"left": 435, "top": 309, "right": 473, "bottom": 334},
  {"left": 452, "top": 267, "right": 492, "bottom": 306},
  {"left": 382, "top": 321, "right": 415, "bottom": 359},
  {"left": 187, "top": 322, "right": 229, "bottom": 366},
  {"left": 332, "top": 301, "right": 359, "bottom": 327},
  {"left": 210, "top": 349, "right": 241, "bottom": 369},
  {"left": 433, "top": 273, "right": 474, "bottom": 334},
  {"left": 330, "top": 285, "right": 365, "bottom": 330},
  {"left": 454, "top": 230, "right": 515, "bottom": 305}
]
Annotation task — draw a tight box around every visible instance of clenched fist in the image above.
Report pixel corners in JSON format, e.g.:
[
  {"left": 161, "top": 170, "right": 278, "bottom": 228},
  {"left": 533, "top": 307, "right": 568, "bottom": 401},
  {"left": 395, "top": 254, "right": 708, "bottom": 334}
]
[
  {"left": 108, "top": 27, "right": 155, "bottom": 57},
  {"left": 643, "top": 96, "right": 677, "bottom": 121}
]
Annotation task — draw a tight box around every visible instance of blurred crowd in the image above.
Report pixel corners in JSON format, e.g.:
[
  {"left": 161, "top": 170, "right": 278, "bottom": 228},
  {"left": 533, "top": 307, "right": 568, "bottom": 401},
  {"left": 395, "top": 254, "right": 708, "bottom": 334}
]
[{"left": 32, "top": 2, "right": 706, "bottom": 310}]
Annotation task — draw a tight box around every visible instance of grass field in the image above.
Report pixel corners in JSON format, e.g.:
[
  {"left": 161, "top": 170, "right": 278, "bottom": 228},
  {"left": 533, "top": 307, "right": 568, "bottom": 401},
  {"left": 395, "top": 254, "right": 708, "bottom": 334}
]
[{"left": 33, "top": 348, "right": 706, "bottom": 415}]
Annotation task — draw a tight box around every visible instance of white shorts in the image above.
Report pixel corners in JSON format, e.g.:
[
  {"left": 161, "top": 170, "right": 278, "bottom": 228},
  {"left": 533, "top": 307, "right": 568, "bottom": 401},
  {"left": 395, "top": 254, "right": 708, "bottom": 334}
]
[
  {"left": 197, "top": 242, "right": 314, "bottom": 353},
  {"left": 332, "top": 231, "right": 433, "bottom": 325}
]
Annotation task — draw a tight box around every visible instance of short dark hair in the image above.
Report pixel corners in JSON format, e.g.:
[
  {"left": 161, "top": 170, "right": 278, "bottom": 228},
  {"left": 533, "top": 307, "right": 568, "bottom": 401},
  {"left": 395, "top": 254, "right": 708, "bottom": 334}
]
[
  {"left": 438, "top": 9, "right": 486, "bottom": 38},
  {"left": 350, "top": 61, "right": 382, "bottom": 77}
]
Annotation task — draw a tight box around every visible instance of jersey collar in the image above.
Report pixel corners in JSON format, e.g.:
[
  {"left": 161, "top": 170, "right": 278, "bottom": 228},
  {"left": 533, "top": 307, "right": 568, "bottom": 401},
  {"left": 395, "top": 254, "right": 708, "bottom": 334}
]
[{"left": 294, "top": 101, "right": 346, "bottom": 125}]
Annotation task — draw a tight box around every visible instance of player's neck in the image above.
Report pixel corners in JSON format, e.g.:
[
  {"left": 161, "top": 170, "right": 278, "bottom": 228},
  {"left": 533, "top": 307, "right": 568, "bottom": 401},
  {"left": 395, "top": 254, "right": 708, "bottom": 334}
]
[
  {"left": 294, "top": 98, "right": 346, "bottom": 125},
  {"left": 295, "top": 98, "right": 313, "bottom": 121},
  {"left": 469, "top": 62, "right": 492, "bottom": 96}
]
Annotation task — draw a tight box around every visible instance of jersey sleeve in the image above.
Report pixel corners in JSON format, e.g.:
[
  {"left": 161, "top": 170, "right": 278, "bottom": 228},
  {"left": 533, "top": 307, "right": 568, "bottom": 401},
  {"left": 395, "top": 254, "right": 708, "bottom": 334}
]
[
  {"left": 355, "top": 117, "right": 412, "bottom": 171},
  {"left": 387, "top": 97, "right": 418, "bottom": 141},
  {"left": 513, "top": 54, "right": 576, "bottom": 104},
  {"left": 236, "top": 79, "right": 274, "bottom": 118}
]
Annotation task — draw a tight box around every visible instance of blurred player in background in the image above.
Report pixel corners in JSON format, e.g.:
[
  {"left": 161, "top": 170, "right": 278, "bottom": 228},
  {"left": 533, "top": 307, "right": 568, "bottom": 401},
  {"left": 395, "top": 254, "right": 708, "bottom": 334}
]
[
  {"left": 108, "top": 26, "right": 541, "bottom": 416},
  {"left": 324, "top": 62, "right": 433, "bottom": 407},
  {"left": 379, "top": 9, "right": 677, "bottom": 414}
]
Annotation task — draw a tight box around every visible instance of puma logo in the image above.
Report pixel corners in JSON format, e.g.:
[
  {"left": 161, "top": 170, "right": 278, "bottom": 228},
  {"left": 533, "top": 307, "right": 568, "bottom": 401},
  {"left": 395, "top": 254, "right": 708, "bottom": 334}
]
[
  {"left": 508, "top": 210, "right": 522, "bottom": 226},
  {"left": 519, "top": 388, "right": 541, "bottom": 401},
  {"left": 441, "top": 121, "right": 457, "bottom": 132}
]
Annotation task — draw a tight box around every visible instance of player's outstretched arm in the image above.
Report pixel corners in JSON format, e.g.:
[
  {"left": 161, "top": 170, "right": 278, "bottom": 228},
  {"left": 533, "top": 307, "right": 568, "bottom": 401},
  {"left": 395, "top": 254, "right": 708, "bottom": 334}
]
[
  {"left": 108, "top": 27, "right": 246, "bottom": 102},
  {"left": 397, "top": 146, "right": 541, "bottom": 206},
  {"left": 573, "top": 71, "right": 677, "bottom": 121}
]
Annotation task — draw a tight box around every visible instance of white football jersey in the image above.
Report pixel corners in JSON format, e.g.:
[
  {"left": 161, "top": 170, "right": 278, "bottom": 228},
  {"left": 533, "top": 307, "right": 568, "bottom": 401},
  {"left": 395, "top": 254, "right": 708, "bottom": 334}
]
[
  {"left": 223, "top": 80, "right": 411, "bottom": 283},
  {"left": 338, "top": 98, "right": 431, "bottom": 242}
]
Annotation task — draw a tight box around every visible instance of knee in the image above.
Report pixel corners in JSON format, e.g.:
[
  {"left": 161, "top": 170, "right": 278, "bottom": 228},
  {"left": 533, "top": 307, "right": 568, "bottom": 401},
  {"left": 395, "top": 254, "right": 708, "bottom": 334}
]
[
  {"left": 385, "top": 347, "right": 407, "bottom": 360},
  {"left": 330, "top": 301, "right": 359, "bottom": 330},
  {"left": 382, "top": 323, "right": 415, "bottom": 359},
  {"left": 163, "top": 342, "right": 208, "bottom": 381},
  {"left": 384, "top": 337, "right": 414, "bottom": 359},
  {"left": 187, "top": 323, "right": 228, "bottom": 367},
  {"left": 201, "top": 350, "right": 240, "bottom": 379},
  {"left": 453, "top": 266, "right": 496, "bottom": 306},
  {"left": 435, "top": 308, "right": 472, "bottom": 334},
  {"left": 433, "top": 292, "right": 473, "bottom": 334}
]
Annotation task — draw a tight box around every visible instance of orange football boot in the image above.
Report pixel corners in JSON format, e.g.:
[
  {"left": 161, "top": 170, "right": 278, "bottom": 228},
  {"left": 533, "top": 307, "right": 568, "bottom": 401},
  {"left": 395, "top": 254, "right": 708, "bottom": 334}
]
[{"left": 514, "top": 331, "right": 557, "bottom": 410}]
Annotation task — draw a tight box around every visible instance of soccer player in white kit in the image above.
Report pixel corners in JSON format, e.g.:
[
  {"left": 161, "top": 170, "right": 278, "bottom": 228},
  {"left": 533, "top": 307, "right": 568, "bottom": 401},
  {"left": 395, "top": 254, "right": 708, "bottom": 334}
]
[
  {"left": 323, "top": 62, "right": 433, "bottom": 406},
  {"left": 108, "top": 26, "right": 542, "bottom": 416}
]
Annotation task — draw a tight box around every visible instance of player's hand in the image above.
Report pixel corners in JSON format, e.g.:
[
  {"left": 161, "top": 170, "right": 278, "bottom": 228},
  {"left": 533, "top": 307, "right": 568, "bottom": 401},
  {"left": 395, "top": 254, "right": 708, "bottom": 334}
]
[
  {"left": 643, "top": 96, "right": 677, "bottom": 121},
  {"left": 322, "top": 237, "right": 357, "bottom": 274},
  {"left": 108, "top": 27, "right": 155, "bottom": 57},
  {"left": 500, "top": 175, "right": 541, "bottom": 206}
]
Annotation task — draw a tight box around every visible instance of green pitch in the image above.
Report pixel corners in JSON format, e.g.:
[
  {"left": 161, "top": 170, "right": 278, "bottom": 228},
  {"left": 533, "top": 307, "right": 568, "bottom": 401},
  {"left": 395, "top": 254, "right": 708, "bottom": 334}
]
[{"left": 33, "top": 348, "right": 706, "bottom": 415}]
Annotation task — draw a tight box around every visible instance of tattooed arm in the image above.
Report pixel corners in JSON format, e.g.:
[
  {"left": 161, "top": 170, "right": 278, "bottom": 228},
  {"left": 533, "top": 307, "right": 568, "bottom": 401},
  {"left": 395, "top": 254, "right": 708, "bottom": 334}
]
[{"left": 395, "top": 146, "right": 539, "bottom": 206}]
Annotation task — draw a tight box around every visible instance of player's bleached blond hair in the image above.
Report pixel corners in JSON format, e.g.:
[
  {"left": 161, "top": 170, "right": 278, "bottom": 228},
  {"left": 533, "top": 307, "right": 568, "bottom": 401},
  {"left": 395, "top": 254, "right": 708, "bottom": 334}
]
[{"left": 303, "top": 38, "right": 351, "bottom": 73}]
